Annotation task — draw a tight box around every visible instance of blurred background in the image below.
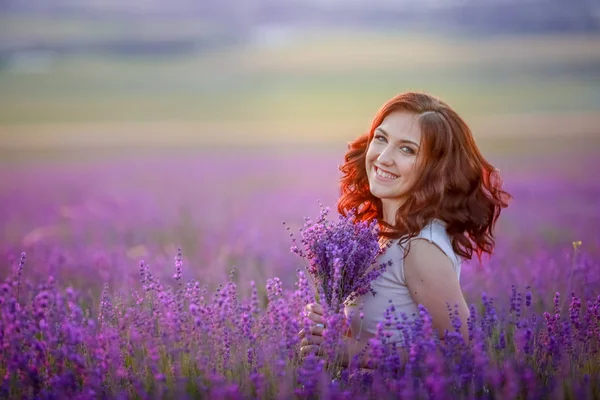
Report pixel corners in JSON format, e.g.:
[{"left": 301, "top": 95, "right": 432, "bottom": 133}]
[
  {"left": 0, "top": 0, "right": 599, "bottom": 155},
  {"left": 1, "top": 1, "right": 599, "bottom": 295}
]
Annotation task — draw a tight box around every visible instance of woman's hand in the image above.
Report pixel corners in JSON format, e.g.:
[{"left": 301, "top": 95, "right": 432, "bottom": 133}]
[{"left": 298, "top": 303, "right": 325, "bottom": 357}]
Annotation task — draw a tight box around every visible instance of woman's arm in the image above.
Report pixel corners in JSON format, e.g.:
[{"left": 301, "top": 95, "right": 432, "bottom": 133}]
[{"left": 403, "top": 239, "right": 470, "bottom": 343}]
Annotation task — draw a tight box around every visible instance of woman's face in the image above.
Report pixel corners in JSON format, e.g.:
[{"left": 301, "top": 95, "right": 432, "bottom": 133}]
[{"left": 365, "top": 110, "right": 423, "bottom": 215}]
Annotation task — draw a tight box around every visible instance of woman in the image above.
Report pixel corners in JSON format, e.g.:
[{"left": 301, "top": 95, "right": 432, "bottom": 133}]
[{"left": 298, "top": 91, "right": 511, "bottom": 367}]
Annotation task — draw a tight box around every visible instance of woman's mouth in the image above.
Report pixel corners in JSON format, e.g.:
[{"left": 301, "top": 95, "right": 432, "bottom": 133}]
[{"left": 375, "top": 166, "right": 399, "bottom": 180}]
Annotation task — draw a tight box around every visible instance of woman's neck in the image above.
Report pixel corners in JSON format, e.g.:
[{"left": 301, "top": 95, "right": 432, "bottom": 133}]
[{"left": 381, "top": 199, "right": 402, "bottom": 225}]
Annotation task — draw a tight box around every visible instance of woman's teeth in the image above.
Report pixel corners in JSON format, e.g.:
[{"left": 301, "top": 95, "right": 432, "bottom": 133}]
[{"left": 376, "top": 167, "right": 398, "bottom": 179}]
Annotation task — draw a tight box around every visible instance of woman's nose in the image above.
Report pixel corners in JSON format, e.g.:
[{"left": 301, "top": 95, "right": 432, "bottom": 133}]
[{"left": 377, "top": 146, "right": 394, "bottom": 166}]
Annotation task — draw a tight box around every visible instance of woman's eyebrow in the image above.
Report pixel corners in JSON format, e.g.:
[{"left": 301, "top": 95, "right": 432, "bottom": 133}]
[
  {"left": 375, "top": 127, "right": 419, "bottom": 147},
  {"left": 375, "top": 127, "right": 388, "bottom": 136}
]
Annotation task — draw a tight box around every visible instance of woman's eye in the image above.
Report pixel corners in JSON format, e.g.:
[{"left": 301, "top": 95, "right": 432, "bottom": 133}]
[
  {"left": 375, "top": 135, "right": 386, "bottom": 142},
  {"left": 401, "top": 146, "right": 415, "bottom": 154}
]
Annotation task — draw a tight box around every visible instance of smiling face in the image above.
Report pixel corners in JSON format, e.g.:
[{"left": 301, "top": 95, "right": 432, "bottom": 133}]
[{"left": 365, "top": 110, "right": 423, "bottom": 223}]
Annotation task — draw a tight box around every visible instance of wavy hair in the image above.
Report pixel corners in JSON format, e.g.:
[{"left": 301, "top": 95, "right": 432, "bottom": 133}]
[{"left": 338, "top": 92, "right": 511, "bottom": 261}]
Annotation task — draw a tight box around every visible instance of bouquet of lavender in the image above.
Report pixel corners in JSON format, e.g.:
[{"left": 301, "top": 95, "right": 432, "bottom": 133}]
[{"left": 290, "top": 204, "right": 388, "bottom": 312}]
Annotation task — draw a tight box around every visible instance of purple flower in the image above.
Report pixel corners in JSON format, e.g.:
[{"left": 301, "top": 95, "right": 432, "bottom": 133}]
[{"left": 291, "top": 205, "right": 383, "bottom": 312}]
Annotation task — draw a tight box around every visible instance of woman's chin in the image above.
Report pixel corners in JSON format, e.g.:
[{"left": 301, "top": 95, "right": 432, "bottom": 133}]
[
  {"left": 371, "top": 191, "right": 393, "bottom": 202},
  {"left": 370, "top": 185, "right": 396, "bottom": 200}
]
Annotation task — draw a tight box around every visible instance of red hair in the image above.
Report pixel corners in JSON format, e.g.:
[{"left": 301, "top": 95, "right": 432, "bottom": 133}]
[{"left": 338, "top": 92, "right": 511, "bottom": 261}]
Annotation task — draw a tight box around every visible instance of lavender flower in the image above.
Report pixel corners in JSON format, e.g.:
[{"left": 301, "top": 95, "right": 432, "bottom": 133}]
[
  {"left": 1, "top": 152, "right": 599, "bottom": 399},
  {"left": 291, "top": 204, "right": 384, "bottom": 312}
]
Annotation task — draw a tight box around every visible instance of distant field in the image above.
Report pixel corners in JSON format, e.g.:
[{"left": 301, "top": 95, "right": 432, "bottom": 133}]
[{"left": 1, "top": 23, "right": 599, "bottom": 149}]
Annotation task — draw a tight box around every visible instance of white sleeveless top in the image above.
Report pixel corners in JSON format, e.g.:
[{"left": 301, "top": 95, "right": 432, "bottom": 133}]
[{"left": 343, "top": 219, "right": 461, "bottom": 349}]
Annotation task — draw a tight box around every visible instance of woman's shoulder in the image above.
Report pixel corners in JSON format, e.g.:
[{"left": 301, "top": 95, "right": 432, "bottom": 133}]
[
  {"left": 418, "top": 218, "right": 448, "bottom": 239},
  {"left": 412, "top": 219, "right": 461, "bottom": 271},
  {"left": 383, "top": 219, "right": 460, "bottom": 284},
  {"left": 387, "top": 219, "right": 450, "bottom": 254},
  {"left": 388, "top": 219, "right": 448, "bottom": 246}
]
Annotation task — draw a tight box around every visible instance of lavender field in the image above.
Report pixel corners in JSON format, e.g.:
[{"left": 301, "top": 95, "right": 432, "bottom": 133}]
[{"left": 1, "top": 141, "right": 599, "bottom": 399}]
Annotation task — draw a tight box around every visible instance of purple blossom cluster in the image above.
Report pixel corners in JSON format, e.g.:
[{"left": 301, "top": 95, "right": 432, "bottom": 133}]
[
  {"left": 2, "top": 244, "right": 599, "bottom": 399},
  {"left": 0, "top": 150, "right": 599, "bottom": 399},
  {"left": 289, "top": 205, "right": 386, "bottom": 312}
]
